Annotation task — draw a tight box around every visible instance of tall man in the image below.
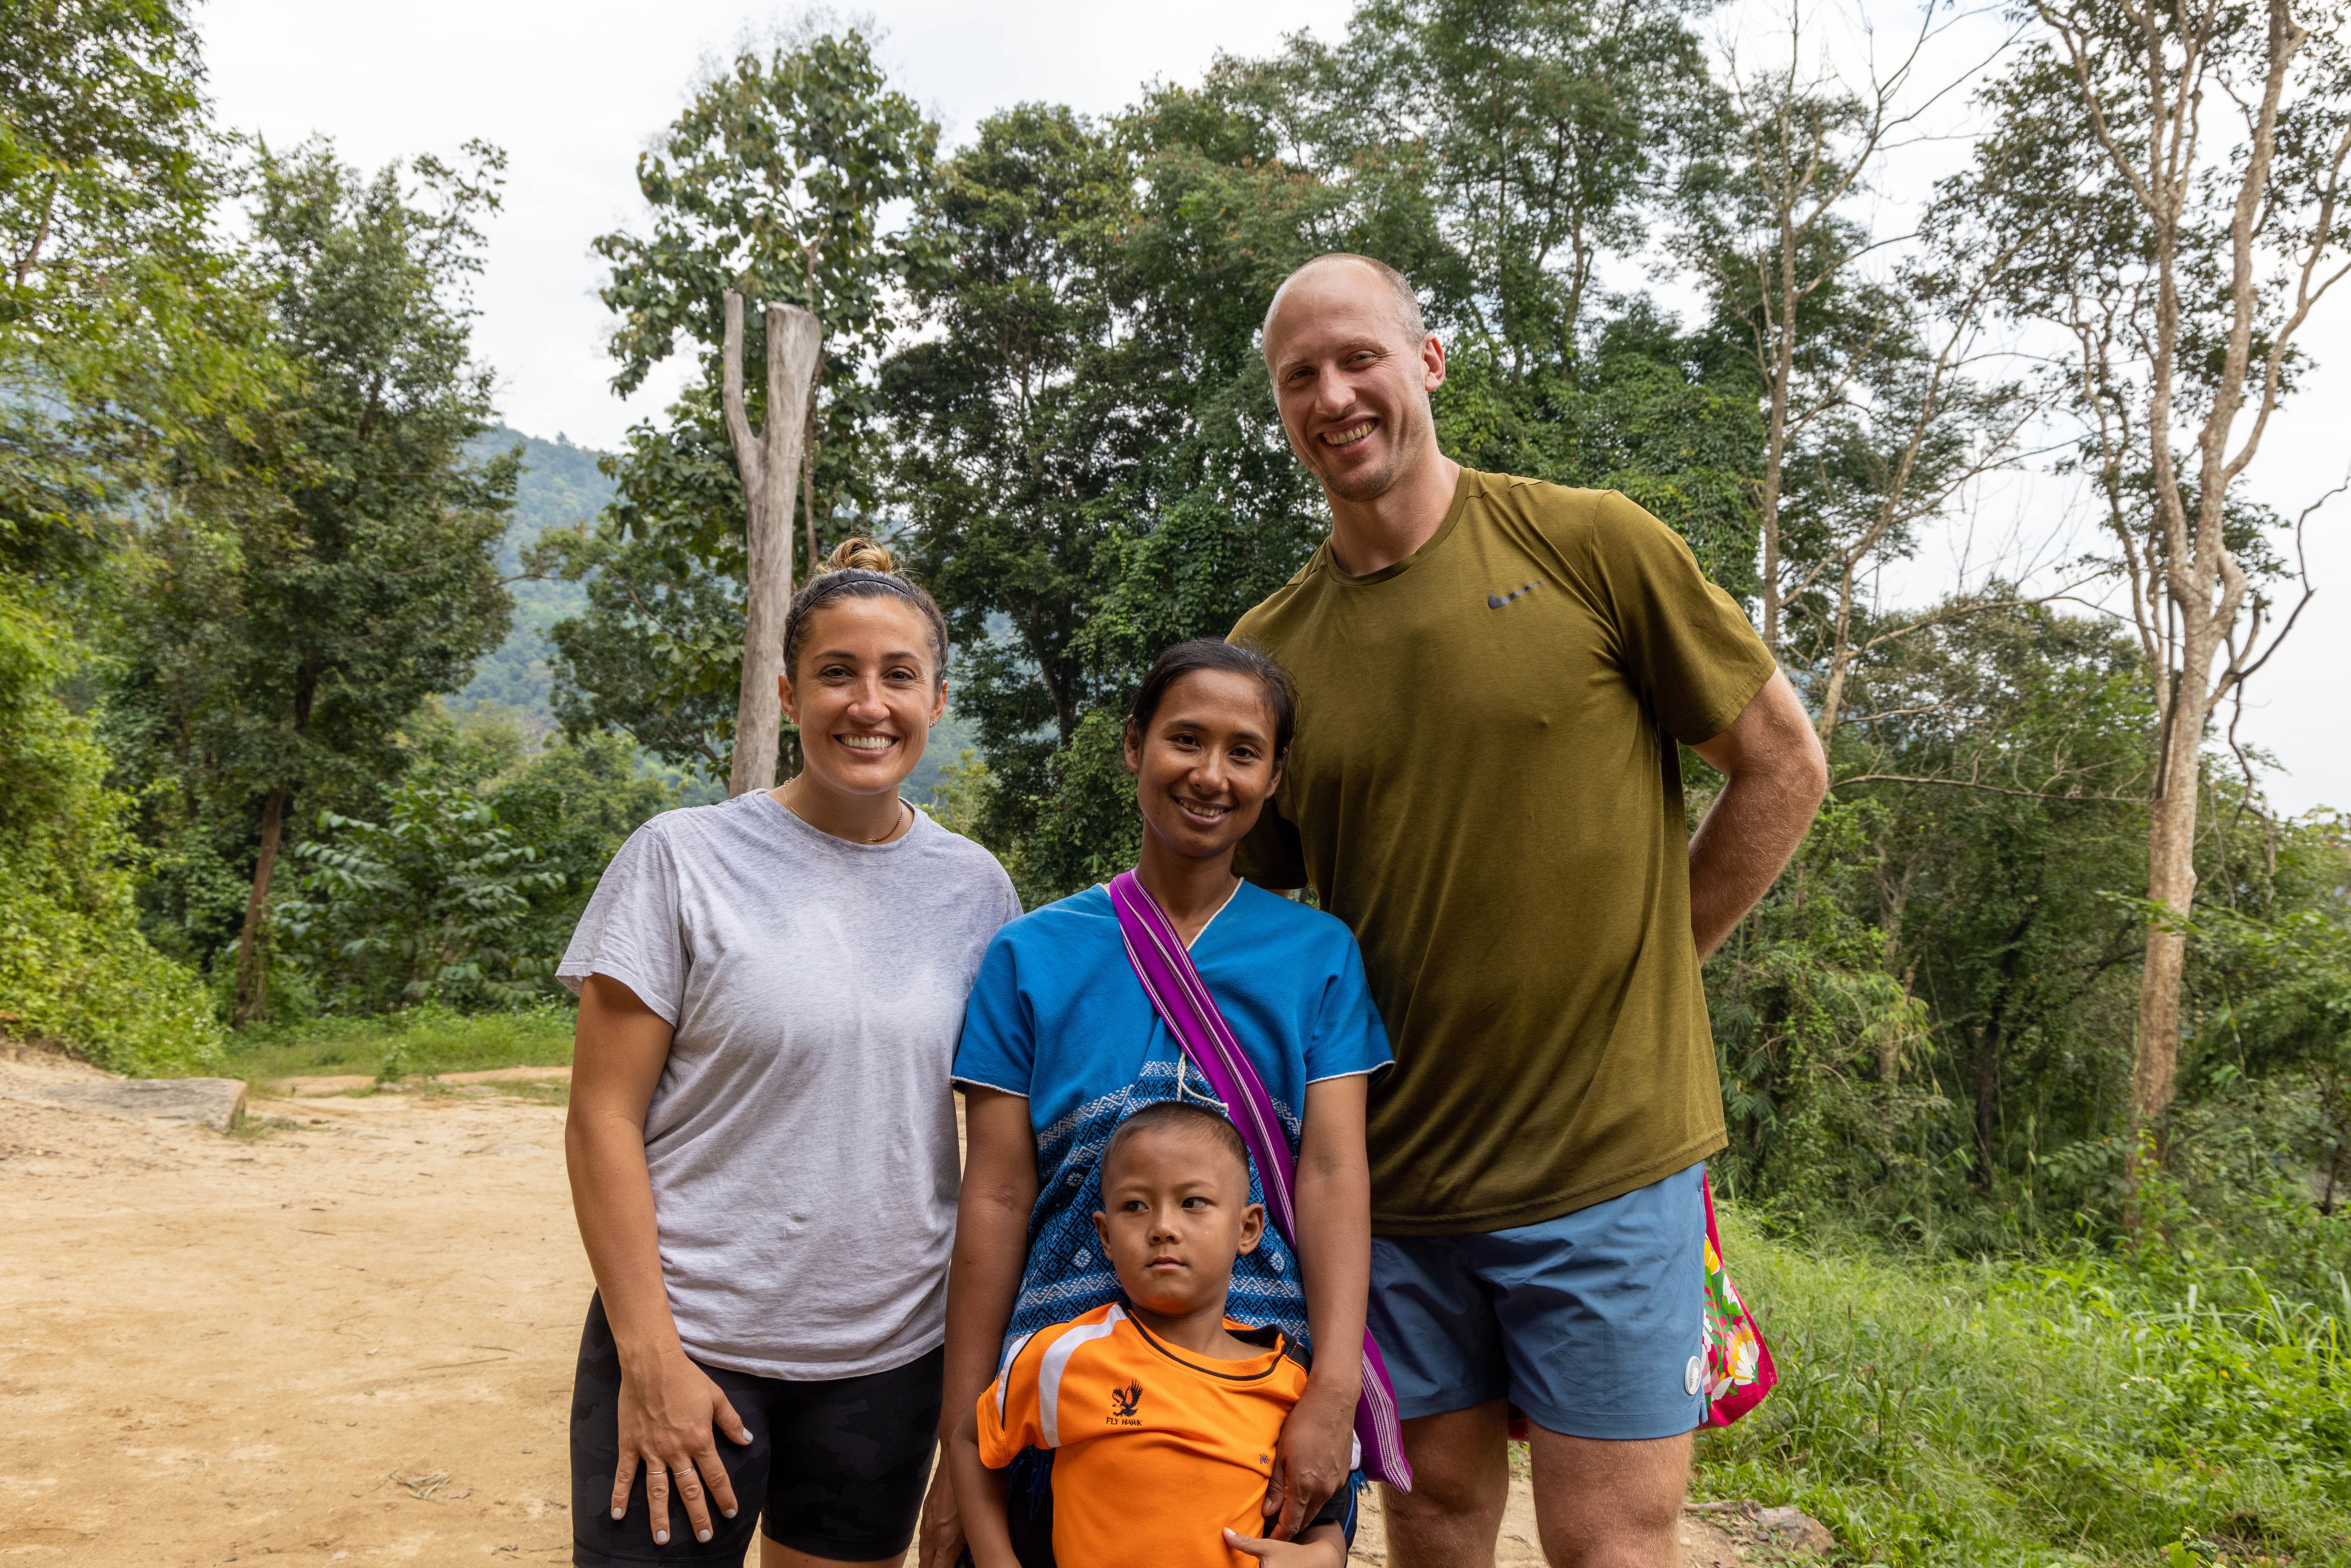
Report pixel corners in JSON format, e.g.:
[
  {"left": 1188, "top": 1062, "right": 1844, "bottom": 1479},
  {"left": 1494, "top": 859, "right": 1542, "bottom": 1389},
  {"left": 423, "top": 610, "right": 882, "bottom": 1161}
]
[{"left": 1233, "top": 254, "right": 1827, "bottom": 1568}]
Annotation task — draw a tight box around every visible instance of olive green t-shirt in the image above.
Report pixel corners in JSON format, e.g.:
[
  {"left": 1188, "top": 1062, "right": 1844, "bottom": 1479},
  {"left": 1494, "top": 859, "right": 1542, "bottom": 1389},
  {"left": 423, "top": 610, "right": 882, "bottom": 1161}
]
[{"left": 1231, "top": 470, "right": 1776, "bottom": 1235}]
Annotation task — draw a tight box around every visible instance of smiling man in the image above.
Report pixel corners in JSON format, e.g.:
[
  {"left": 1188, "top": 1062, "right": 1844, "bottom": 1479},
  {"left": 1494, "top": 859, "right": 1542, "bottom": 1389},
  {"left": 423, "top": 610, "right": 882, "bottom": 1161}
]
[{"left": 1230, "top": 254, "right": 1827, "bottom": 1568}]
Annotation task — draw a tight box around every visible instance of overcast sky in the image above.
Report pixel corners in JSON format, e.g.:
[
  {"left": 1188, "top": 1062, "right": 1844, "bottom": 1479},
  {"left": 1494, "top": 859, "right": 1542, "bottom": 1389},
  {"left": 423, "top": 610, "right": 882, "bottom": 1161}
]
[{"left": 197, "top": 0, "right": 2346, "bottom": 816}]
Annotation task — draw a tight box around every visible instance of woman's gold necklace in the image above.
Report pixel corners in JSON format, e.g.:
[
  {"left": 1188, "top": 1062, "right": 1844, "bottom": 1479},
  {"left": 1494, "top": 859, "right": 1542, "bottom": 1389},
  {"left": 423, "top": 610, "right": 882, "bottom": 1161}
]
[
  {"left": 778, "top": 780, "right": 911, "bottom": 845},
  {"left": 863, "top": 798, "right": 912, "bottom": 844}
]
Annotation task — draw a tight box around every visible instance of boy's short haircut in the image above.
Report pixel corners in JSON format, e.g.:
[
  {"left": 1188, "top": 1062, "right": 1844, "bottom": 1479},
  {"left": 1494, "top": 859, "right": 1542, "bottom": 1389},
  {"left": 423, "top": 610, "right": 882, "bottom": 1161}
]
[{"left": 1102, "top": 1101, "right": 1250, "bottom": 1186}]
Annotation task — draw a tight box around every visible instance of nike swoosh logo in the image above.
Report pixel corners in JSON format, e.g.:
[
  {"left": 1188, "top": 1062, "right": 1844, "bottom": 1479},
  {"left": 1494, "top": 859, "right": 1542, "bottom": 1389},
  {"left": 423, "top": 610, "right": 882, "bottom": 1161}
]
[{"left": 1487, "top": 582, "right": 1542, "bottom": 608}]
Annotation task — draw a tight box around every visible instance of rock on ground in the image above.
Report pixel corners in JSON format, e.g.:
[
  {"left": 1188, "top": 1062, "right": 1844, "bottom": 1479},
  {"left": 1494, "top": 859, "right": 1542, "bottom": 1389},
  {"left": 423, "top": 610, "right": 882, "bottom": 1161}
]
[{"left": 4, "top": 1076, "right": 248, "bottom": 1132}]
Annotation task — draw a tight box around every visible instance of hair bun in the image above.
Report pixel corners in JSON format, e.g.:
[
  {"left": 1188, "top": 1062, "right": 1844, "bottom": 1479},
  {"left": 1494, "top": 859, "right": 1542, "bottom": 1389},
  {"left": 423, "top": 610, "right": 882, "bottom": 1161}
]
[{"left": 823, "top": 537, "right": 896, "bottom": 574}]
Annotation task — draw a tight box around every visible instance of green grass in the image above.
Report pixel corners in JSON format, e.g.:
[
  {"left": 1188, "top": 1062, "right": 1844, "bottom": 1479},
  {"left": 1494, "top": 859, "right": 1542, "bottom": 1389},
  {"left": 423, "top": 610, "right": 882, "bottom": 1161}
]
[
  {"left": 225, "top": 1002, "right": 575, "bottom": 1087},
  {"left": 1695, "top": 1206, "right": 2351, "bottom": 1566}
]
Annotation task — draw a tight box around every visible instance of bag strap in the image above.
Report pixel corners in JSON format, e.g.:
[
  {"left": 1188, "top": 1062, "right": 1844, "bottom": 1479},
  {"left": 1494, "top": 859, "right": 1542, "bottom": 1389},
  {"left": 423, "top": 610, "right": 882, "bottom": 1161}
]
[
  {"left": 1107, "top": 870, "right": 1414, "bottom": 1489},
  {"left": 1108, "top": 871, "right": 1300, "bottom": 1241}
]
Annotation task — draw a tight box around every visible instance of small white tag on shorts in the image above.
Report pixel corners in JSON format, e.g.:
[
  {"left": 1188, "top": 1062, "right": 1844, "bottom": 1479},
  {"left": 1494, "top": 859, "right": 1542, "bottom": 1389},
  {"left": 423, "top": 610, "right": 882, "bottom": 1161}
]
[{"left": 1683, "top": 1356, "right": 1703, "bottom": 1396}]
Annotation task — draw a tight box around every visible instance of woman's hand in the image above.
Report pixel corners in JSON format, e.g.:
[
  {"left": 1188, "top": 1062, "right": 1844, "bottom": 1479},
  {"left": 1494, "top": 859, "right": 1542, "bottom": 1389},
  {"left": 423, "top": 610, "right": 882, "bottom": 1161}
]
[
  {"left": 611, "top": 1345, "right": 751, "bottom": 1547},
  {"left": 1261, "top": 1371, "right": 1358, "bottom": 1541},
  {"left": 916, "top": 1462, "right": 965, "bottom": 1568},
  {"left": 1225, "top": 1524, "right": 1347, "bottom": 1566}
]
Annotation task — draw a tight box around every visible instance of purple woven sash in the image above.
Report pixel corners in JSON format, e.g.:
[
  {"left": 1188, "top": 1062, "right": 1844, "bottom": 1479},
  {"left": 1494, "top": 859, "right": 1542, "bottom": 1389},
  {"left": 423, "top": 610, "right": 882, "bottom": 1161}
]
[{"left": 1108, "top": 870, "right": 1414, "bottom": 1490}]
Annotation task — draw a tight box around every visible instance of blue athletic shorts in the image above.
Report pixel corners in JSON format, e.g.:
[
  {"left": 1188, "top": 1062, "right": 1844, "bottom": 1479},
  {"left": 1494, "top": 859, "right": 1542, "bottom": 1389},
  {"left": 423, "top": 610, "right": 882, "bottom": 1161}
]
[{"left": 1366, "top": 1163, "right": 1707, "bottom": 1440}]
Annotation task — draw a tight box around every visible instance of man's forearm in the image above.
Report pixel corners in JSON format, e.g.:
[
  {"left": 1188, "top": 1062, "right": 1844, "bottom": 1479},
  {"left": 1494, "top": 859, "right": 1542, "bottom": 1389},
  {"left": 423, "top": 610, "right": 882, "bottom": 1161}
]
[
  {"left": 1686, "top": 673, "right": 1829, "bottom": 958},
  {"left": 1687, "top": 755, "right": 1824, "bottom": 957}
]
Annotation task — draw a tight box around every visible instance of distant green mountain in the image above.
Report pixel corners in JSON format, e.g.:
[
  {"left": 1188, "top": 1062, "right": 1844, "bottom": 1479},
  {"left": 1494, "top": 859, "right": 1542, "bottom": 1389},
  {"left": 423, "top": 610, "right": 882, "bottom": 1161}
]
[{"left": 453, "top": 427, "right": 609, "bottom": 717}]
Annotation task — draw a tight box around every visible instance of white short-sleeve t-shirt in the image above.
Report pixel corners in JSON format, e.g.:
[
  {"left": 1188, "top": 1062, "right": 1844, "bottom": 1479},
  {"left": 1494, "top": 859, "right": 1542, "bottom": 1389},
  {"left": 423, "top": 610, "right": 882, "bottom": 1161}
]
[{"left": 559, "top": 791, "right": 1021, "bottom": 1379}]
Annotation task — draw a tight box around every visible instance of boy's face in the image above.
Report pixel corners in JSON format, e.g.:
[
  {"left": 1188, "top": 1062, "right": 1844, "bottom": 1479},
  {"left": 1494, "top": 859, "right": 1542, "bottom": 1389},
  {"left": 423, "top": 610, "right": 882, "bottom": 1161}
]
[{"left": 1093, "top": 1125, "right": 1265, "bottom": 1319}]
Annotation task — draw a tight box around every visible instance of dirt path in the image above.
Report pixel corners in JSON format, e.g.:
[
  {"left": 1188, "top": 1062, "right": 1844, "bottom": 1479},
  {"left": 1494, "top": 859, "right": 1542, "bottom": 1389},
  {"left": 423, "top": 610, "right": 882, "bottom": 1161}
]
[
  {"left": 2, "top": 1060, "right": 584, "bottom": 1566},
  {"left": 0, "top": 1055, "right": 1761, "bottom": 1567}
]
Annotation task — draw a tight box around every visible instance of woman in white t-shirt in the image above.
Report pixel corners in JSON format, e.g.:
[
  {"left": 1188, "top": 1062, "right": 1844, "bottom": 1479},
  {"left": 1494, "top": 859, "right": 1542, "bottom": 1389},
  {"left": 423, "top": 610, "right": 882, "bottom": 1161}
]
[{"left": 559, "top": 540, "right": 1020, "bottom": 1568}]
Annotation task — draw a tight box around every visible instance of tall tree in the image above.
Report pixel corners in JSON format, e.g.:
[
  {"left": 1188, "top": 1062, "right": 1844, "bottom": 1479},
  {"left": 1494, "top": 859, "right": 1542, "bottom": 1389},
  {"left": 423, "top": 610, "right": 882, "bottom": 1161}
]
[
  {"left": 1281, "top": 0, "right": 1761, "bottom": 579},
  {"left": 887, "top": 70, "right": 1453, "bottom": 895},
  {"left": 1320, "top": 0, "right": 1717, "bottom": 380},
  {"left": 0, "top": 0, "right": 266, "bottom": 1069},
  {"left": 578, "top": 27, "right": 934, "bottom": 789},
  {"left": 1677, "top": 0, "right": 2013, "bottom": 659},
  {"left": 1966, "top": 0, "right": 2351, "bottom": 1142},
  {"left": 2, "top": 0, "right": 272, "bottom": 583},
  {"left": 114, "top": 140, "right": 516, "bottom": 1021},
  {"left": 885, "top": 104, "right": 1145, "bottom": 853}
]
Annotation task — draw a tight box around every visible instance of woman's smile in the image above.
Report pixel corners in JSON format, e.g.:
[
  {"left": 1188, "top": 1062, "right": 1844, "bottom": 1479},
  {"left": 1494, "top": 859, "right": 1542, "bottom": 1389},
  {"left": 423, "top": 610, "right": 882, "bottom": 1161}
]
[
  {"left": 837, "top": 732, "right": 898, "bottom": 755},
  {"left": 1173, "top": 794, "right": 1231, "bottom": 825}
]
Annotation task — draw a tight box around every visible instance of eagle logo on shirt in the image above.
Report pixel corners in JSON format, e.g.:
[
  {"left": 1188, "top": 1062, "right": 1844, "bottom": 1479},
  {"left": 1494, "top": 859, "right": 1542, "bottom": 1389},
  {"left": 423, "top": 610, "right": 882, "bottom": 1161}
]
[{"left": 1109, "top": 1380, "right": 1144, "bottom": 1418}]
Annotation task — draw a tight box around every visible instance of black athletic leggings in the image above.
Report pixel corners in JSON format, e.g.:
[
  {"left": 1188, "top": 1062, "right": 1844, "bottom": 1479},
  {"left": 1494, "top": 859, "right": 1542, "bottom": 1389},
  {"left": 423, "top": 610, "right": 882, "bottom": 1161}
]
[{"left": 569, "top": 1293, "right": 942, "bottom": 1566}]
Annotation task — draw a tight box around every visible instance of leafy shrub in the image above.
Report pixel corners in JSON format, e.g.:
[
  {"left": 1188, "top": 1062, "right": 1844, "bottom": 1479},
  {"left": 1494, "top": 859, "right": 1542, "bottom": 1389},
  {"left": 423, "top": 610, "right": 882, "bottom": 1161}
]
[
  {"left": 0, "top": 592, "right": 224, "bottom": 1074},
  {"left": 269, "top": 718, "right": 681, "bottom": 1014},
  {"left": 277, "top": 782, "right": 565, "bottom": 1010},
  {"left": 1698, "top": 1205, "right": 2351, "bottom": 1566},
  {"left": 0, "top": 880, "right": 227, "bottom": 1075}
]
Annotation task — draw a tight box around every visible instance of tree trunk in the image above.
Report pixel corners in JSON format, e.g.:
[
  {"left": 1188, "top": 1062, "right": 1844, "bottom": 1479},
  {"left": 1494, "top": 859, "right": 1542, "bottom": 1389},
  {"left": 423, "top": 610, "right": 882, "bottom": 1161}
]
[
  {"left": 803, "top": 430, "right": 819, "bottom": 581},
  {"left": 231, "top": 782, "right": 290, "bottom": 1026},
  {"left": 720, "top": 289, "right": 823, "bottom": 798},
  {"left": 2131, "top": 664, "right": 2214, "bottom": 1132},
  {"left": 1973, "top": 1021, "right": 2001, "bottom": 1185},
  {"left": 1816, "top": 563, "right": 1860, "bottom": 743}
]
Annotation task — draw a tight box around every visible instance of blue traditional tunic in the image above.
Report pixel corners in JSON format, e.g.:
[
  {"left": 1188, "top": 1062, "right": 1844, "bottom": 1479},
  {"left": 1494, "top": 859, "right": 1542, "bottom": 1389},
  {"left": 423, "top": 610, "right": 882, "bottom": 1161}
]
[{"left": 953, "top": 880, "right": 1393, "bottom": 1359}]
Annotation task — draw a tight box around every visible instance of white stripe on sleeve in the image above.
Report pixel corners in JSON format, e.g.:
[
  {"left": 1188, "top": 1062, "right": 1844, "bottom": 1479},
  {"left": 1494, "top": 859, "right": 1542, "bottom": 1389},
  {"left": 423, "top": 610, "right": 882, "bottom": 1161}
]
[
  {"left": 1037, "top": 1306, "right": 1125, "bottom": 1449},
  {"left": 996, "top": 1330, "right": 1039, "bottom": 1423}
]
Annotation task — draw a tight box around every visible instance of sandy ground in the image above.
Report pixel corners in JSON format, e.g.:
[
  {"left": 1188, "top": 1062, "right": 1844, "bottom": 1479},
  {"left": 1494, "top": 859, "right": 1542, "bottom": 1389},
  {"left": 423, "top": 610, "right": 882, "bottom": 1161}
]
[
  {"left": 2, "top": 1053, "right": 584, "bottom": 1567},
  {"left": 0, "top": 1050, "right": 1766, "bottom": 1568}
]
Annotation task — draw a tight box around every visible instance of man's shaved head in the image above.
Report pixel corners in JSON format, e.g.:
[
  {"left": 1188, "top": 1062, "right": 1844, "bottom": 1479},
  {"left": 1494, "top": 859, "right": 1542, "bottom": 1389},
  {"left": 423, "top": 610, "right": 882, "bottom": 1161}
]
[{"left": 1262, "top": 253, "right": 1426, "bottom": 369}]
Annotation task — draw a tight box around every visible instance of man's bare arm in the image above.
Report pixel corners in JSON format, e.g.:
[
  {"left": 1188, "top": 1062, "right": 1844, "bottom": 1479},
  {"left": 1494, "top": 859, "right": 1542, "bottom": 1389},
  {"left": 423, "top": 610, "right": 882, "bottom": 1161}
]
[{"left": 1686, "top": 670, "right": 1828, "bottom": 958}]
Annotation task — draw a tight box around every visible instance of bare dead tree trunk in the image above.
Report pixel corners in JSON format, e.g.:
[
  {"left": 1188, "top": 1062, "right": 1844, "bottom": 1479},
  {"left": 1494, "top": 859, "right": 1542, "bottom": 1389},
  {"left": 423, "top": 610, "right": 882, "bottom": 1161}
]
[
  {"left": 1817, "top": 561, "right": 1858, "bottom": 738},
  {"left": 231, "top": 783, "right": 289, "bottom": 1025},
  {"left": 720, "top": 289, "right": 822, "bottom": 799}
]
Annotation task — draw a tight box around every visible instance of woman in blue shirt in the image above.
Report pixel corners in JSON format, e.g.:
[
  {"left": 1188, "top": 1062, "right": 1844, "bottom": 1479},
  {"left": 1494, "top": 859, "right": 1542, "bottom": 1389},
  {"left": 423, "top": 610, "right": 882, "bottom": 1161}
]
[{"left": 939, "top": 639, "right": 1392, "bottom": 1564}]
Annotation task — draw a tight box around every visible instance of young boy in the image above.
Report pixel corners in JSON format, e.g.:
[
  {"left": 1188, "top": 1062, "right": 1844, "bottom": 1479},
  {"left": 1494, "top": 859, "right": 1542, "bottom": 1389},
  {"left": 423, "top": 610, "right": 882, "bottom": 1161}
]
[{"left": 951, "top": 1101, "right": 1353, "bottom": 1568}]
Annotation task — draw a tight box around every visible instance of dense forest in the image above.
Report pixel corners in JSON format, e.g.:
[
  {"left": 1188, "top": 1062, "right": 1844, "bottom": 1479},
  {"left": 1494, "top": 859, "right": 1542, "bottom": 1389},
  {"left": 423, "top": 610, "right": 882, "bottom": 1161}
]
[{"left": 5, "top": 0, "right": 2349, "bottom": 1558}]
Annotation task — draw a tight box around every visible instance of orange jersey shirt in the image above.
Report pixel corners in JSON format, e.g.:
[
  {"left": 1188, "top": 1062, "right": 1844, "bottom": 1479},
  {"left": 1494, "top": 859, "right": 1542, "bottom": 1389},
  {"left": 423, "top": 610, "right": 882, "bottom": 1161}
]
[{"left": 977, "top": 1303, "right": 1312, "bottom": 1568}]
